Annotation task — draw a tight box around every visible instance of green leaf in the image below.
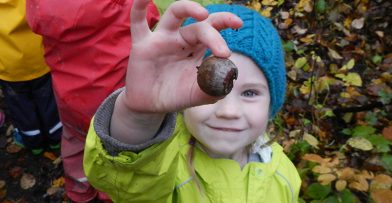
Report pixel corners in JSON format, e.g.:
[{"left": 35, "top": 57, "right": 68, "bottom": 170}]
[
  {"left": 365, "top": 112, "right": 378, "bottom": 126},
  {"left": 283, "top": 40, "right": 295, "bottom": 52},
  {"left": 305, "top": 183, "right": 331, "bottom": 200},
  {"left": 315, "top": 0, "right": 326, "bottom": 14},
  {"left": 298, "top": 198, "right": 307, "bottom": 203},
  {"left": 381, "top": 154, "right": 392, "bottom": 173},
  {"left": 379, "top": 90, "right": 392, "bottom": 104},
  {"left": 366, "top": 134, "right": 391, "bottom": 153},
  {"left": 372, "top": 55, "right": 383, "bottom": 64},
  {"left": 295, "top": 57, "right": 308, "bottom": 69},
  {"left": 342, "top": 73, "right": 362, "bottom": 86},
  {"left": 341, "top": 128, "right": 352, "bottom": 136},
  {"left": 352, "top": 126, "right": 376, "bottom": 137},
  {"left": 323, "top": 196, "right": 340, "bottom": 203},
  {"left": 340, "top": 189, "right": 357, "bottom": 203},
  {"left": 288, "top": 140, "right": 311, "bottom": 160},
  {"left": 340, "top": 59, "right": 355, "bottom": 71}
]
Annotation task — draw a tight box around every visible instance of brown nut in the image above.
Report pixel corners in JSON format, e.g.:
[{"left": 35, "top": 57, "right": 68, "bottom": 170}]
[{"left": 197, "top": 56, "right": 238, "bottom": 97}]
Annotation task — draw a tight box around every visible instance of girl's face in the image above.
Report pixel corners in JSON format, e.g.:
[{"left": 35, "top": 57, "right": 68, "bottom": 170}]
[{"left": 184, "top": 53, "right": 270, "bottom": 160}]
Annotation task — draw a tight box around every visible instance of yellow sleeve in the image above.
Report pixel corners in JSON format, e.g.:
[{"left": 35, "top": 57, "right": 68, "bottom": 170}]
[{"left": 83, "top": 118, "right": 181, "bottom": 202}]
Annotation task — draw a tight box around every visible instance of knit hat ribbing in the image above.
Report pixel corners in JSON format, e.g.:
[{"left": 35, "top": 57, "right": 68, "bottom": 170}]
[{"left": 184, "top": 4, "right": 287, "bottom": 118}]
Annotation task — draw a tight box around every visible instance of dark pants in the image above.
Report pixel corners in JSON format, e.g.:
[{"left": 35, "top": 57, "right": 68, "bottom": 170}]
[{"left": 0, "top": 73, "right": 62, "bottom": 149}]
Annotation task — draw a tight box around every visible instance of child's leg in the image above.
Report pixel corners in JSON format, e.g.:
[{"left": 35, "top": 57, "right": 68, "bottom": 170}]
[
  {"left": 61, "top": 125, "right": 98, "bottom": 203},
  {"left": 0, "top": 80, "right": 44, "bottom": 151},
  {"left": 31, "top": 73, "right": 62, "bottom": 148}
]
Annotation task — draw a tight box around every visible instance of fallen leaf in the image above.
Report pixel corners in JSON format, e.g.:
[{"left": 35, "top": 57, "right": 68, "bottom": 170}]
[
  {"left": 347, "top": 137, "right": 373, "bottom": 151},
  {"left": 6, "top": 143, "right": 22, "bottom": 154},
  {"left": 20, "top": 173, "right": 36, "bottom": 190},
  {"left": 335, "top": 180, "right": 347, "bottom": 191},
  {"left": 53, "top": 156, "right": 62, "bottom": 166},
  {"left": 260, "top": 7, "right": 273, "bottom": 17},
  {"left": 318, "top": 174, "right": 336, "bottom": 185},
  {"left": 295, "top": 0, "right": 313, "bottom": 12},
  {"left": 0, "top": 188, "right": 6, "bottom": 199},
  {"left": 280, "top": 11, "right": 290, "bottom": 19},
  {"left": 43, "top": 152, "right": 57, "bottom": 161},
  {"left": 342, "top": 73, "right": 363, "bottom": 87},
  {"left": 375, "top": 31, "right": 384, "bottom": 38},
  {"left": 371, "top": 189, "right": 392, "bottom": 203},
  {"left": 303, "top": 133, "right": 319, "bottom": 149},
  {"left": 52, "top": 177, "right": 65, "bottom": 188},
  {"left": 250, "top": 0, "right": 261, "bottom": 11},
  {"left": 46, "top": 187, "right": 63, "bottom": 196},
  {"left": 9, "top": 166, "right": 23, "bottom": 179},
  {"left": 382, "top": 126, "right": 392, "bottom": 141},
  {"left": 294, "top": 57, "right": 308, "bottom": 69},
  {"left": 0, "top": 180, "right": 5, "bottom": 189},
  {"left": 328, "top": 48, "right": 343, "bottom": 60},
  {"left": 6, "top": 125, "right": 14, "bottom": 137},
  {"left": 261, "top": 0, "right": 278, "bottom": 6},
  {"left": 292, "top": 25, "right": 308, "bottom": 35},
  {"left": 351, "top": 17, "right": 365, "bottom": 29}
]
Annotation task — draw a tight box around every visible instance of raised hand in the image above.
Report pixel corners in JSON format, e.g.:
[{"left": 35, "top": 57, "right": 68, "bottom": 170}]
[{"left": 123, "top": 0, "right": 243, "bottom": 113}]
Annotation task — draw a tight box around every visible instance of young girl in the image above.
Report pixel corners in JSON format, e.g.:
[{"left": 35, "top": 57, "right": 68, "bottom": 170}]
[{"left": 84, "top": 0, "right": 301, "bottom": 202}]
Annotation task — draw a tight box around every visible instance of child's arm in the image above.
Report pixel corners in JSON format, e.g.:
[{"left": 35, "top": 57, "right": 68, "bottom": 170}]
[{"left": 110, "top": 0, "right": 242, "bottom": 144}]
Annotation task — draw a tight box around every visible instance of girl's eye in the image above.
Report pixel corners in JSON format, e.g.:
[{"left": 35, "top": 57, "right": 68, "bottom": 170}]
[{"left": 241, "top": 90, "right": 258, "bottom": 97}]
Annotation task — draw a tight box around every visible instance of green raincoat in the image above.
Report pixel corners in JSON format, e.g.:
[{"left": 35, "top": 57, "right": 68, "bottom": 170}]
[{"left": 84, "top": 89, "right": 301, "bottom": 203}]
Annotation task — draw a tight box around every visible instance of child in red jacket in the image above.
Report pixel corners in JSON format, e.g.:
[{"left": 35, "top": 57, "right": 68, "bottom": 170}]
[{"left": 25, "top": 0, "right": 159, "bottom": 202}]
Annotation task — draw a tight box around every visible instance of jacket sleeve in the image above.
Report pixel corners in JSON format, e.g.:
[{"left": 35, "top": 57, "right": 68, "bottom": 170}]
[
  {"left": 25, "top": 0, "right": 159, "bottom": 42},
  {"left": 83, "top": 89, "right": 180, "bottom": 202}
]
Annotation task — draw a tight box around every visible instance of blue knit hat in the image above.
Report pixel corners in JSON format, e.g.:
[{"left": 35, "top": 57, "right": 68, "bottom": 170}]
[{"left": 184, "top": 4, "right": 287, "bottom": 118}]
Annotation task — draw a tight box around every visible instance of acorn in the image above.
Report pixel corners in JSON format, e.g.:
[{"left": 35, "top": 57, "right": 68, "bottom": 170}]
[{"left": 197, "top": 56, "right": 238, "bottom": 97}]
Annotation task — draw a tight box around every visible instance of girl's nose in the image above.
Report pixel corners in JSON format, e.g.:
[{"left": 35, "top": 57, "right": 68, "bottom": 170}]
[{"left": 214, "top": 95, "right": 241, "bottom": 119}]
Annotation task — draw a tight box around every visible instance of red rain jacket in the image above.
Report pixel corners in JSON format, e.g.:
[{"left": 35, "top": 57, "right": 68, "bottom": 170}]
[{"left": 26, "top": 0, "right": 160, "bottom": 139}]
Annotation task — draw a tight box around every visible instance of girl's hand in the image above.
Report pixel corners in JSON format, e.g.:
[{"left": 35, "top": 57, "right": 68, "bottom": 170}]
[{"left": 123, "top": 0, "right": 243, "bottom": 113}]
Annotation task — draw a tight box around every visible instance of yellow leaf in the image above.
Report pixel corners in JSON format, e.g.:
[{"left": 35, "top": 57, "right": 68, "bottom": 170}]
[
  {"left": 260, "top": 7, "right": 273, "bottom": 17},
  {"left": 295, "top": 0, "right": 313, "bottom": 12},
  {"left": 52, "top": 176, "right": 65, "bottom": 188},
  {"left": 261, "top": 0, "right": 278, "bottom": 6},
  {"left": 312, "top": 165, "right": 332, "bottom": 174},
  {"left": 336, "top": 180, "right": 347, "bottom": 191},
  {"left": 300, "top": 34, "right": 315, "bottom": 44},
  {"left": 346, "top": 59, "right": 356, "bottom": 70},
  {"left": 250, "top": 0, "right": 262, "bottom": 11},
  {"left": 344, "top": 17, "right": 352, "bottom": 28},
  {"left": 318, "top": 174, "right": 336, "bottom": 185},
  {"left": 344, "top": 72, "right": 363, "bottom": 86},
  {"left": 294, "top": 57, "right": 308, "bottom": 69},
  {"left": 347, "top": 137, "right": 373, "bottom": 151},
  {"left": 300, "top": 80, "right": 311, "bottom": 95},
  {"left": 303, "top": 133, "right": 319, "bottom": 149},
  {"left": 315, "top": 76, "right": 331, "bottom": 93}
]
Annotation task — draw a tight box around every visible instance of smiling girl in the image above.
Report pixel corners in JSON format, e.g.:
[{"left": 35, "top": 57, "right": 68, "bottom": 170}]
[{"left": 83, "top": 1, "right": 301, "bottom": 202}]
